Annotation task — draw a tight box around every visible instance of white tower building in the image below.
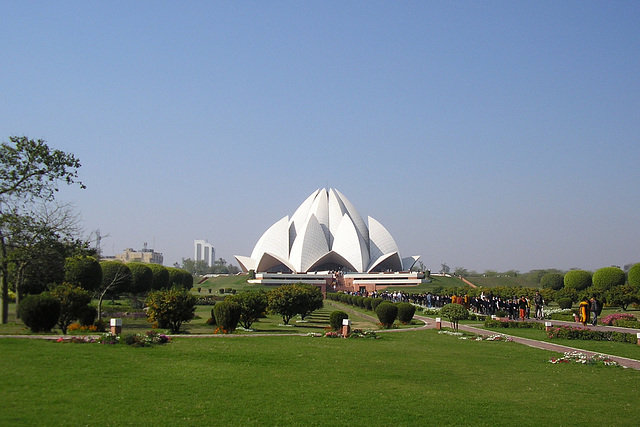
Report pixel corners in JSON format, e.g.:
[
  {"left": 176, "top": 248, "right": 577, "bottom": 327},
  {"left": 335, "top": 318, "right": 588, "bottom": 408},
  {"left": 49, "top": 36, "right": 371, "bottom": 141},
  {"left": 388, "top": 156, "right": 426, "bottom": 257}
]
[{"left": 194, "top": 239, "right": 215, "bottom": 267}]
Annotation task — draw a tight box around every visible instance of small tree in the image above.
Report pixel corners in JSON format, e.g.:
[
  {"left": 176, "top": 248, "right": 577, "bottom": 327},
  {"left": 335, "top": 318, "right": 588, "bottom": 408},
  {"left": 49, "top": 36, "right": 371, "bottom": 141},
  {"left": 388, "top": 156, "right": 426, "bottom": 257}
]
[
  {"left": 267, "top": 283, "right": 323, "bottom": 325},
  {"left": 97, "top": 261, "right": 131, "bottom": 322},
  {"left": 1, "top": 136, "right": 84, "bottom": 324},
  {"left": 17, "top": 293, "right": 60, "bottom": 332},
  {"left": 440, "top": 303, "right": 469, "bottom": 331},
  {"left": 50, "top": 283, "right": 92, "bottom": 334},
  {"left": 146, "top": 286, "right": 196, "bottom": 334},
  {"left": 227, "top": 290, "right": 268, "bottom": 329},
  {"left": 297, "top": 284, "right": 324, "bottom": 320},
  {"left": 213, "top": 300, "right": 241, "bottom": 333},
  {"left": 604, "top": 285, "right": 638, "bottom": 311}
]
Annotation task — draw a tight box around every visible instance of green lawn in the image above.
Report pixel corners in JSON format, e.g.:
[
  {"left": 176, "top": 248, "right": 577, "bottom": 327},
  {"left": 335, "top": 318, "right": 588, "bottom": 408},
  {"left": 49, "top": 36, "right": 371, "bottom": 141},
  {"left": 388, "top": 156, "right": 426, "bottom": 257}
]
[
  {"left": 2, "top": 329, "right": 639, "bottom": 426},
  {"left": 469, "top": 321, "right": 640, "bottom": 361}
]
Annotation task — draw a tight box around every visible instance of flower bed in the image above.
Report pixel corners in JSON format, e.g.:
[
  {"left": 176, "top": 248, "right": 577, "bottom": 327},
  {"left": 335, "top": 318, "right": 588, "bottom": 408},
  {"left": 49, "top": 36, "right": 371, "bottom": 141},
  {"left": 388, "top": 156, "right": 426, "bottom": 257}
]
[
  {"left": 549, "top": 351, "right": 619, "bottom": 366},
  {"left": 54, "top": 331, "right": 171, "bottom": 347},
  {"left": 600, "top": 313, "right": 637, "bottom": 326},
  {"left": 438, "top": 330, "right": 513, "bottom": 341},
  {"left": 308, "top": 329, "right": 379, "bottom": 339}
]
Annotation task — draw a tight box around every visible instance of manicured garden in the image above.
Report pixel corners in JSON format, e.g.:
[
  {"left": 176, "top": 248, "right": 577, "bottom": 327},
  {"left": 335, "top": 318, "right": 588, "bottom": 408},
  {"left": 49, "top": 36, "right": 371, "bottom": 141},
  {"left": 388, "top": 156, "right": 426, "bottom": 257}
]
[{"left": 2, "top": 329, "right": 640, "bottom": 426}]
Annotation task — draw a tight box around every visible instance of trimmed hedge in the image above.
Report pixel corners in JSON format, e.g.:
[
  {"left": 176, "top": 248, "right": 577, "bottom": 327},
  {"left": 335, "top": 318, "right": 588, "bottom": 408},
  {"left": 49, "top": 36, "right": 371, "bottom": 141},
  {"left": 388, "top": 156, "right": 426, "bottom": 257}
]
[
  {"left": 612, "top": 319, "right": 640, "bottom": 329},
  {"left": 213, "top": 300, "right": 241, "bottom": 333},
  {"left": 550, "top": 313, "right": 575, "bottom": 322},
  {"left": 592, "top": 266, "right": 626, "bottom": 292},
  {"left": 563, "top": 270, "right": 592, "bottom": 291},
  {"left": 376, "top": 302, "right": 398, "bottom": 328},
  {"left": 484, "top": 319, "right": 545, "bottom": 329},
  {"left": 628, "top": 263, "right": 640, "bottom": 288},
  {"left": 371, "top": 298, "right": 384, "bottom": 311},
  {"left": 329, "top": 311, "right": 349, "bottom": 331},
  {"left": 547, "top": 325, "right": 636, "bottom": 343},
  {"left": 18, "top": 294, "right": 61, "bottom": 333},
  {"left": 396, "top": 303, "right": 416, "bottom": 324},
  {"left": 557, "top": 298, "right": 573, "bottom": 309}
]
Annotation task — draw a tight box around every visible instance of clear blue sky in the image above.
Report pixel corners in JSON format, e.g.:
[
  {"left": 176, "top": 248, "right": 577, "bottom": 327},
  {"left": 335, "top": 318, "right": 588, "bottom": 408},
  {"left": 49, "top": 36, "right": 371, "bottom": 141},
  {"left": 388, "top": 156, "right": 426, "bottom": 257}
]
[{"left": 2, "top": 1, "right": 639, "bottom": 273}]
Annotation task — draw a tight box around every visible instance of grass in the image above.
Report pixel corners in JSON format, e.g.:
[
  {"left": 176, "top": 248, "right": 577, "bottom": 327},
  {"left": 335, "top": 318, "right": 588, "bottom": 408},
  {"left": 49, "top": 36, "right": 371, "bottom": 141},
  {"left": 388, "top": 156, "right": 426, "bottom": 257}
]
[
  {"left": 0, "top": 298, "right": 423, "bottom": 336},
  {"left": 469, "top": 321, "right": 640, "bottom": 361},
  {"left": 2, "top": 329, "right": 639, "bottom": 426}
]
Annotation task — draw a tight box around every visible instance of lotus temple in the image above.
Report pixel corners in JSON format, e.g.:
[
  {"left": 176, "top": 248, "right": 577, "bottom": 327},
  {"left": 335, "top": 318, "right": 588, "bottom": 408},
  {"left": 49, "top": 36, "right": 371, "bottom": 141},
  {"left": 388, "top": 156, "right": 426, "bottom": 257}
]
[{"left": 235, "top": 188, "right": 427, "bottom": 292}]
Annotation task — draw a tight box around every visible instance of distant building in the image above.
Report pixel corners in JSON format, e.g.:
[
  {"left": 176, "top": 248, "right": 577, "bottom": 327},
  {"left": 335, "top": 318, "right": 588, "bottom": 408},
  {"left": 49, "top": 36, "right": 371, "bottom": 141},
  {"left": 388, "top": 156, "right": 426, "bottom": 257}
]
[
  {"left": 194, "top": 239, "right": 215, "bottom": 267},
  {"left": 114, "top": 243, "right": 164, "bottom": 265}
]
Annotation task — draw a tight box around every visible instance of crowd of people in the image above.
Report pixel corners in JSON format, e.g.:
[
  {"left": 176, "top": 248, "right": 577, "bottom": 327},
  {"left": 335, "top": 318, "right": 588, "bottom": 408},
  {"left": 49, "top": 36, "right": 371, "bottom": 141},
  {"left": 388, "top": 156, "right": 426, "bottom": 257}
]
[
  {"left": 340, "top": 289, "right": 608, "bottom": 327},
  {"left": 339, "top": 289, "right": 548, "bottom": 321}
]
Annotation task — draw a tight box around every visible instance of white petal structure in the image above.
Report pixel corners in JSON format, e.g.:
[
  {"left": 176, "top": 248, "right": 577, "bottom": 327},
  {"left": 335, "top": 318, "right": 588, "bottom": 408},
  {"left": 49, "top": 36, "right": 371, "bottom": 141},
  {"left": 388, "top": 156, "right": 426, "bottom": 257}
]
[{"left": 235, "top": 188, "right": 420, "bottom": 273}]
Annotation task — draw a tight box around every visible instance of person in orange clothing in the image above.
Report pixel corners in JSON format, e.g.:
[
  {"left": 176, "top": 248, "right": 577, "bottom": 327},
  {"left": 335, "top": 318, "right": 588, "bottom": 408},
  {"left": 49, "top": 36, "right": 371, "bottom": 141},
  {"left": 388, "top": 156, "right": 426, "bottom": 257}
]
[
  {"left": 518, "top": 296, "right": 527, "bottom": 321},
  {"left": 579, "top": 298, "right": 591, "bottom": 326}
]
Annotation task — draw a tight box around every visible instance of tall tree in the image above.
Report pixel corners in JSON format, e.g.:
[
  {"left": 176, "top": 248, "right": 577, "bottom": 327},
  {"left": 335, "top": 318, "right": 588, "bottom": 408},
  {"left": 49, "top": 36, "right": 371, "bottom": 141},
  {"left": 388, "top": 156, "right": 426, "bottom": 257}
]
[
  {"left": 1, "top": 136, "right": 84, "bottom": 323},
  {"left": 97, "top": 261, "right": 131, "bottom": 322},
  {"left": 5, "top": 202, "right": 87, "bottom": 317}
]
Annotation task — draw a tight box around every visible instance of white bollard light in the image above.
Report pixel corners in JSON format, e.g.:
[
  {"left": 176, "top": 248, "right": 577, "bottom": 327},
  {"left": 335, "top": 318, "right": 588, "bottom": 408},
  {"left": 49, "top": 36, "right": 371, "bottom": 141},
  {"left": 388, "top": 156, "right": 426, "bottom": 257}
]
[
  {"left": 341, "top": 318, "right": 351, "bottom": 337},
  {"left": 110, "top": 318, "right": 122, "bottom": 335}
]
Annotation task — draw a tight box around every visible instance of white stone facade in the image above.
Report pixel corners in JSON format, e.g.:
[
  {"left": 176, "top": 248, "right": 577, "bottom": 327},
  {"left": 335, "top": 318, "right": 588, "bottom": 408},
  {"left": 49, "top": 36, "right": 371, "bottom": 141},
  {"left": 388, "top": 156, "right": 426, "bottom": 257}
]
[{"left": 235, "top": 188, "right": 419, "bottom": 274}]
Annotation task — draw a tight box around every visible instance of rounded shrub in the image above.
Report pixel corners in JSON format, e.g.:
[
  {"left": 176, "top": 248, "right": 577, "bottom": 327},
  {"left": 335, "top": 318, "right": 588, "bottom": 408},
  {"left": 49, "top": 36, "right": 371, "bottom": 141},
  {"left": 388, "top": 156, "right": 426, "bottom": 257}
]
[
  {"left": 371, "top": 298, "right": 384, "bottom": 311},
  {"left": 592, "top": 266, "right": 626, "bottom": 292},
  {"left": 77, "top": 305, "right": 97, "bottom": 326},
  {"left": 376, "top": 302, "right": 398, "bottom": 328},
  {"left": 213, "top": 300, "right": 241, "bottom": 333},
  {"left": 396, "top": 302, "right": 416, "bottom": 324},
  {"left": 557, "top": 297, "right": 573, "bottom": 309},
  {"left": 363, "top": 297, "right": 373, "bottom": 311},
  {"left": 540, "top": 273, "right": 564, "bottom": 291},
  {"left": 64, "top": 255, "right": 102, "bottom": 292},
  {"left": 628, "top": 263, "right": 640, "bottom": 288},
  {"left": 329, "top": 311, "right": 349, "bottom": 331},
  {"left": 564, "top": 270, "right": 592, "bottom": 291},
  {"left": 18, "top": 294, "right": 61, "bottom": 333},
  {"left": 127, "top": 263, "right": 154, "bottom": 295}
]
